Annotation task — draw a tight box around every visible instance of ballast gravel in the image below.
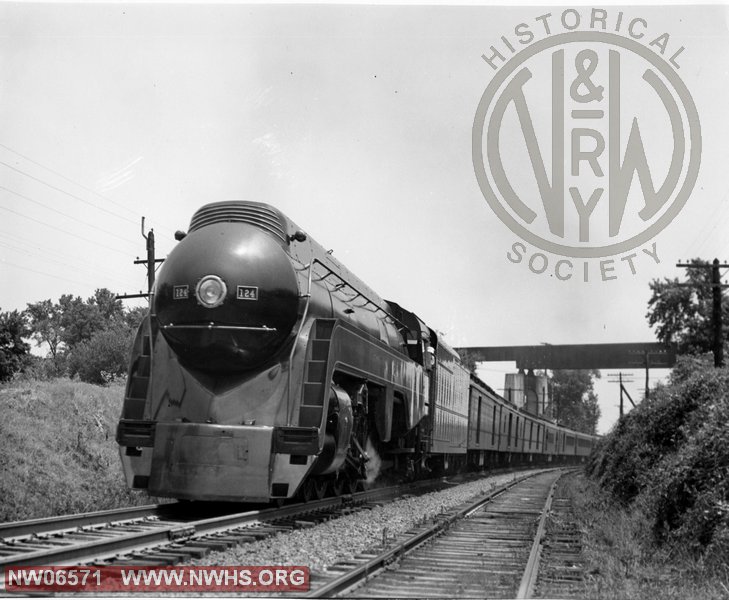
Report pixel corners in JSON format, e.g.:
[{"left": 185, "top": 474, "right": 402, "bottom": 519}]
[{"left": 196, "top": 469, "right": 549, "bottom": 574}]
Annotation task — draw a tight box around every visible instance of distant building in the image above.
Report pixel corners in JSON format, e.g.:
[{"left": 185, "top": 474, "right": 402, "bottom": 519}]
[{"left": 504, "top": 370, "right": 551, "bottom": 417}]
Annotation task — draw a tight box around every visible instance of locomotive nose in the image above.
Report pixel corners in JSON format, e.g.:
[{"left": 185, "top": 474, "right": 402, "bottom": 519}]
[{"left": 154, "top": 221, "right": 300, "bottom": 372}]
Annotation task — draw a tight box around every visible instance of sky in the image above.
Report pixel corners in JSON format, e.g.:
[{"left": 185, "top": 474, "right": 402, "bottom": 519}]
[{"left": 1, "top": 3, "right": 728, "bottom": 434}]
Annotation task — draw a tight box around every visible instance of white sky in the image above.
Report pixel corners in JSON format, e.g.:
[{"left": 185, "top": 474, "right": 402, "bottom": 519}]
[{"left": 1, "top": 3, "right": 727, "bottom": 434}]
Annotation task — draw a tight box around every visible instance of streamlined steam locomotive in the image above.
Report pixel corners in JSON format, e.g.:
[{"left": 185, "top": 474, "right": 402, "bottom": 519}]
[{"left": 116, "top": 201, "right": 596, "bottom": 502}]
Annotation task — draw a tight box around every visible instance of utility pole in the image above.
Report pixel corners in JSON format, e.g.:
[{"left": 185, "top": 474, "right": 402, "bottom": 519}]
[
  {"left": 117, "top": 217, "right": 165, "bottom": 301},
  {"left": 644, "top": 352, "right": 650, "bottom": 400},
  {"left": 608, "top": 372, "right": 635, "bottom": 418},
  {"left": 143, "top": 227, "right": 155, "bottom": 294},
  {"left": 676, "top": 258, "right": 729, "bottom": 367}
]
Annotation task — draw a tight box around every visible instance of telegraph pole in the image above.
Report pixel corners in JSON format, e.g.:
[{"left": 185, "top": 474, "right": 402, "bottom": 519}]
[
  {"left": 117, "top": 217, "right": 165, "bottom": 301},
  {"left": 608, "top": 372, "right": 635, "bottom": 418},
  {"left": 144, "top": 227, "right": 155, "bottom": 294},
  {"left": 676, "top": 259, "right": 729, "bottom": 367}
]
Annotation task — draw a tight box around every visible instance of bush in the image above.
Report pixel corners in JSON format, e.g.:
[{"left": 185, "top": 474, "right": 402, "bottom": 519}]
[
  {"left": 16, "top": 355, "right": 68, "bottom": 381},
  {"left": 587, "top": 354, "right": 729, "bottom": 564},
  {"left": 644, "top": 387, "right": 729, "bottom": 553},
  {"left": 66, "top": 325, "right": 134, "bottom": 384}
]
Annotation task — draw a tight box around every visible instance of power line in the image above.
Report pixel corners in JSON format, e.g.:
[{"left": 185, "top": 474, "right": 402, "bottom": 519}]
[
  {"left": 0, "top": 143, "right": 177, "bottom": 240},
  {"left": 0, "top": 239, "right": 141, "bottom": 288},
  {"left": 1, "top": 230, "right": 100, "bottom": 265},
  {"left": 0, "top": 185, "right": 141, "bottom": 247},
  {"left": 683, "top": 187, "right": 729, "bottom": 258},
  {"left": 1, "top": 258, "right": 118, "bottom": 290},
  {"left": 695, "top": 209, "right": 729, "bottom": 258},
  {"left": 0, "top": 204, "right": 133, "bottom": 256},
  {"left": 0, "top": 223, "right": 150, "bottom": 292},
  {"left": 0, "top": 142, "right": 141, "bottom": 218},
  {"left": 0, "top": 240, "right": 141, "bottom": 290},
  {"left": 0, "top": 229, "right": 129, "bottom": 270},
  {"left": 0, "top": 159, "right": 143, "bottom": 227}
]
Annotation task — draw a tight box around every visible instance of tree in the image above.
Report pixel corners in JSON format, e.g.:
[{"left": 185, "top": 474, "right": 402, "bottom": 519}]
[
  {"left": 551, "top": 369, "right": 601, "bottom": 434},
  {"left": 646, "top": 258, "right": 729, "bottom": 354},
  {"left": 124, "top": 305, "right": 148, "bottom": 331},
  {"left": 58, "top": 294, "right": 105, "bottom": 348},
  {"left": 23, "top": 289, "right": 142, "bottom": 383},
  {"left": 66, "top": 324, "right": 135, "bottom": 384},
  {"left": 25, "top": 299, "right": 64, "bottom": 358},
  {"left": 26, "top": 289, "right": 126, "bottom": 357},
  {"left": 89, "top": 288, "right": 126, "bottom": 325},
  {"left": 0, "top": 309, "right": 30, "bottom": 381},
  {"left": 458, "top": 349, "right": 479, "bottom": 373}
]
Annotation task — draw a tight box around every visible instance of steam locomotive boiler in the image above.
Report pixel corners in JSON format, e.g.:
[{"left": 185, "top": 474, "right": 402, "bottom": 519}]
[{"left": 116, "top": 201, "right": 436, "bottom": 501}]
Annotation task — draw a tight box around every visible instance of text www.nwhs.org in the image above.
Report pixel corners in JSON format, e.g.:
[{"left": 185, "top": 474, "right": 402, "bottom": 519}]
[{"left": 4, "top": 566, "right": 309, "bottom": 592}]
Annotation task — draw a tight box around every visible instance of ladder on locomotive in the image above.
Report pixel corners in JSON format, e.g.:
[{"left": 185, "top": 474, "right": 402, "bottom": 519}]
[
  {"left": 299, "top": 319, "right": 335, "bottom": 428},
  {"left": 122, "top": 334, "right": 151, "bottom": 420}
]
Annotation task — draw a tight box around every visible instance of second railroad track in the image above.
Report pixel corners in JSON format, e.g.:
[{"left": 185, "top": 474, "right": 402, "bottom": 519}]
[{"left": 307, "top": 469, "right": 583, "bottom": 598}]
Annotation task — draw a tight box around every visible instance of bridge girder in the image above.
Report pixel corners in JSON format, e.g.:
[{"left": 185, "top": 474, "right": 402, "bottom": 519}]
[{"left": 455, "top": 343, "right": 676, "bottom": 370}]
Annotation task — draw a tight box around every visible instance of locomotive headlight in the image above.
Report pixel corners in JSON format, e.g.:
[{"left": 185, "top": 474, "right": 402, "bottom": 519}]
[{"left": 195, "top": 275, "right": 227, "bottom": 308}]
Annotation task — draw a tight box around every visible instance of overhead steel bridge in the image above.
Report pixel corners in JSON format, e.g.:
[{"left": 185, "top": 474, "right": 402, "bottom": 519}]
[{"left": 454, "top": 343, "right": 676, "bottom": 370}]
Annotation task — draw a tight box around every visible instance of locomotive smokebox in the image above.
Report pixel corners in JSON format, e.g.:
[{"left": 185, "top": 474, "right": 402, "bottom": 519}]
[{"left": 154, "top": 216, "right": 299, "bottom": 373}]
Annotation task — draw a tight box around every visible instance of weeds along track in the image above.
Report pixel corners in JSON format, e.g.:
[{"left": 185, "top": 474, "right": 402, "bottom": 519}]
[
  {"left": 0, "top": 475, "right": 489, "bottom": 572},
  {"left": 306, "top": 469, "right": 581, "bottom": 598}
]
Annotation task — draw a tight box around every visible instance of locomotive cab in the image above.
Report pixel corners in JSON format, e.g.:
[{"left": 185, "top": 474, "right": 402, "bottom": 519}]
[{"left": 387, "top": 300, "right": 434, "bottom": 370}]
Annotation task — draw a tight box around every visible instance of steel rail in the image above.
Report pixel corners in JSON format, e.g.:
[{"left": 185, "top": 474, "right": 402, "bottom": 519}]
[
  {"left": 303, "top": 470, "right": 548, "bottom": 599},
  {"left": 0, "top": 498, "right": 350, "bottom": 570},
  {"left": 529, "top": 472, "right": 586, "bottom": 598},
  {"left": 0, "top": 503, "right": 171, "bottom": 540},
  {"left": 0, "top": 476, "right": 462, "bottom": 570},
  {"left": 517, "top": 477, "right": 558, "bottom": 599},
  {"left": 0, "top": 466, "right": 527, "bottom": 543}
]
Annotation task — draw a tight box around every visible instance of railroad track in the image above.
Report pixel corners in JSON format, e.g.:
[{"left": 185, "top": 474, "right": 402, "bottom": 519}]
[
  {"left": 306, "top": 469, "right": 584, "bottom": 598},
  {"left": 532, "top": 472, "right": 585, "bottom": 598},
  {"left": 0, "top": 503, "right": 171, "bottom": 540},
  {"left": 0, "top": 474, "right": 484, "bottom": 573}
]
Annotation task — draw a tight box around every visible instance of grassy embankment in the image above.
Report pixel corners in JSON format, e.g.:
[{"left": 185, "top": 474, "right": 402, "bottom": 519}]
[
  {"left": 0, "top": 378, "right": 149, "bottom": 522},
  {"left": 573, "top": 354, "right": 729, "bottom": 599},
  {"left": 565, "top": 474, "right": 728, "bottom": 599}
]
